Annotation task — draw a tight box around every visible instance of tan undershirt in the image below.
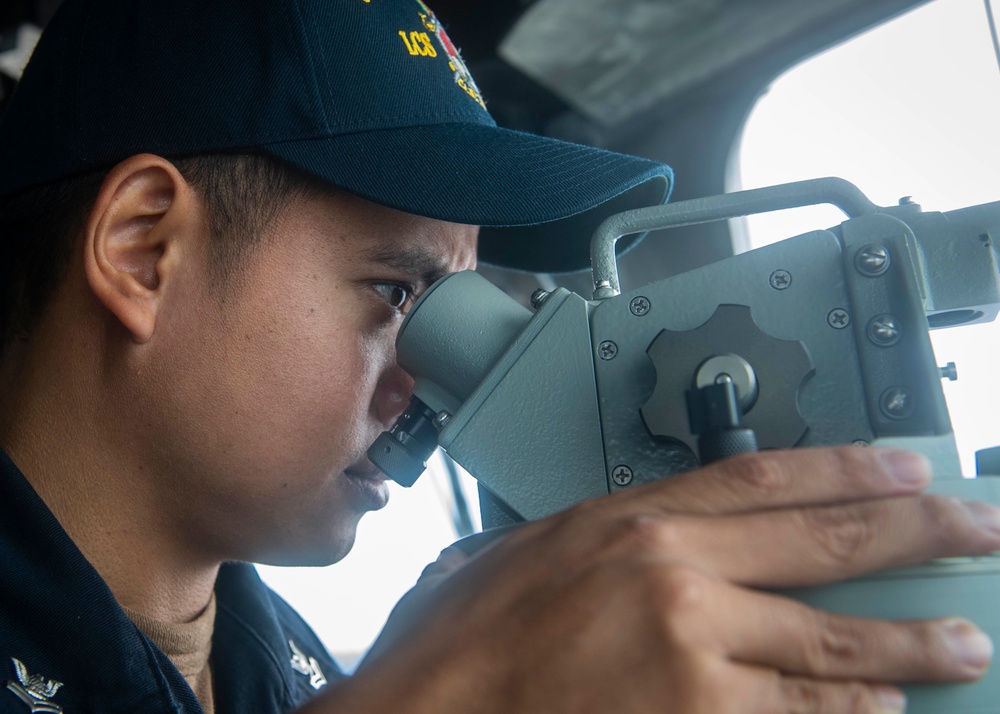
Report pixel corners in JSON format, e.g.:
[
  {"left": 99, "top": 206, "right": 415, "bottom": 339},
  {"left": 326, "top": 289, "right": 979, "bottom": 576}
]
[{"left": 122, "top": 593, "right": 217, "bottom": 714}]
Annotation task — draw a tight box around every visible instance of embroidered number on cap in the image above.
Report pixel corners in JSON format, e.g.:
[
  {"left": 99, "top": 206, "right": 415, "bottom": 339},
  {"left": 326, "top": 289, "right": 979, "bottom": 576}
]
[{"left": 399, "top": 31, "right": 437, "bottom": 57}]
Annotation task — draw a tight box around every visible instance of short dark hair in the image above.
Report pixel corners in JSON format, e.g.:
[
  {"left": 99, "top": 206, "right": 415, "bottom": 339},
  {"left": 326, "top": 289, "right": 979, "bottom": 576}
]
[{"left": 0, "top": 153, "right": 329, "bottom": 361}]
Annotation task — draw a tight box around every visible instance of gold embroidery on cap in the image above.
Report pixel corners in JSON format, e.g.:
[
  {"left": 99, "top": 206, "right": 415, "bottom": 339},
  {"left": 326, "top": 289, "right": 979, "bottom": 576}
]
[
  {"left": 399, "top": 30, "right": 437, "bottom": 57},
  {"left": 408, "top": 1, "right": 487, "bottom": 109}
]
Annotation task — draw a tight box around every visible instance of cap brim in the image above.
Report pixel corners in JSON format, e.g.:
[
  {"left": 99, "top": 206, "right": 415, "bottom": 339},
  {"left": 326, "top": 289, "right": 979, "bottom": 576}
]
[{"left": 265, "top": 123, "right": 672, "bottom": 274}]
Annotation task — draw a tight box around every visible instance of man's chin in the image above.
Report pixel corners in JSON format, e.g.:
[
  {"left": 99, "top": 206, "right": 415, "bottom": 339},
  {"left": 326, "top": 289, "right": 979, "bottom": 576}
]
[{"left": 250, "top": 522, "right": 362, "bottom": 568}]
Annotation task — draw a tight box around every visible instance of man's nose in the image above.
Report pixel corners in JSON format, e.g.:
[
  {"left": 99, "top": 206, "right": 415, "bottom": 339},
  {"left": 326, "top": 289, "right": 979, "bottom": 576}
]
[{"left": 374, "top": 363, "right": 416, "bottom": 426}]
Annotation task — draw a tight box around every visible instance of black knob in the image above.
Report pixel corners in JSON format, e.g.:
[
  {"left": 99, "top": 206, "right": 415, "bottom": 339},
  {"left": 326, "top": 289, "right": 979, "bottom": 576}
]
[
  {"left": 686, "top": 380, "right": 759, "bottom": 465},
  {"left": 368, "top": 397, "right": 439, "bottom": 487}
]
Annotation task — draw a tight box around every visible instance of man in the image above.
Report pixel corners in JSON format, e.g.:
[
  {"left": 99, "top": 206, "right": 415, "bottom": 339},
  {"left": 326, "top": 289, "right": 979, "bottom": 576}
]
[{"left": 0, "top": 1, "right": 997, "bottom": 713}]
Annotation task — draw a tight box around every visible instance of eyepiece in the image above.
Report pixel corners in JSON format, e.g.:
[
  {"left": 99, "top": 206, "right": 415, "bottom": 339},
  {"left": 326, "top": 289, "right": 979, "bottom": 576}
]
[{"left": 368, "top": 397, "right": 440, "bottom": 487}]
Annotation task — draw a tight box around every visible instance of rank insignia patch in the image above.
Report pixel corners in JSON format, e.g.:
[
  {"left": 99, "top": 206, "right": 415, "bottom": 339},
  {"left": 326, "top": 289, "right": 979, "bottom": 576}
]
[
  {"left": 6, "top": 659, "right": 64, "bottom": 714},
  {"left": 289, "top": 640, "right": 328, "bottom": 691}
]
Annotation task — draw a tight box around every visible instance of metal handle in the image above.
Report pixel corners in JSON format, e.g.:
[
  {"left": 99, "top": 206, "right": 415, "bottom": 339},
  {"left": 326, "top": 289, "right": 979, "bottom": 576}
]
[{"left": 590, "top": 177, "right": 881, "bottom": 298}]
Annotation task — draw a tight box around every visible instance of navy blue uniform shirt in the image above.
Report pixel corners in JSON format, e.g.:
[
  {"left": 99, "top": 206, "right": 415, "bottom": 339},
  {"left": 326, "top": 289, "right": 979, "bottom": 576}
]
[{"left": 0, "top": 448, "right": 344, "bottom": 713}]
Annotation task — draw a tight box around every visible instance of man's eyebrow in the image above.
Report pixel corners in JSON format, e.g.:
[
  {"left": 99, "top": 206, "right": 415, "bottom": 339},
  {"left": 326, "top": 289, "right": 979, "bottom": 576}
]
[{"left": 363, "top": 246, "right": 453, "bottom": 286}]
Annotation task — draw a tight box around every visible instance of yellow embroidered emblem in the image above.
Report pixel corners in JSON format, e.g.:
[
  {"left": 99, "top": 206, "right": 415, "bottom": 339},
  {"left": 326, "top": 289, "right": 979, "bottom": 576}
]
[{"left": 400, "top": 1, "right": 486, "bottom": 110}]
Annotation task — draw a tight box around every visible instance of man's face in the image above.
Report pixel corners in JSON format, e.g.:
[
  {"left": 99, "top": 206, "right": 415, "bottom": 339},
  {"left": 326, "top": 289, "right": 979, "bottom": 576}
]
[{"left": 140, "top": 190, "right": 477, "bottom": 566}]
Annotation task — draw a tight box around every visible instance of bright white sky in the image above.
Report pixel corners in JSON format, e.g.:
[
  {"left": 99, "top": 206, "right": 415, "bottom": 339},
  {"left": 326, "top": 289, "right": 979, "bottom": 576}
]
[
  {"left": 737, "top": 0, "right": 1000, "bottom": 475},
  {"left": 261, "top": 0, "right": 1000, "bottom": 667}
]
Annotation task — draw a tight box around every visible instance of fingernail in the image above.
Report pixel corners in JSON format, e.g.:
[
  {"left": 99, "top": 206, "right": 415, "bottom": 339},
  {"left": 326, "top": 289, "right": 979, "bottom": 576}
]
[
  {"left": 880, "top": 450, "right": 932, "bottom": 486},
  {"left": 873, "top": 686, "right": 906, "bottom": 713},
  {"left": 944, "top": 618, "right": 994, "bottom": 671},
  {"left": 434, "top": 546, "right": 470, "bottom": 569},
  {"left": 964, "top": 500, "right": 1000, "bottom": 538}
]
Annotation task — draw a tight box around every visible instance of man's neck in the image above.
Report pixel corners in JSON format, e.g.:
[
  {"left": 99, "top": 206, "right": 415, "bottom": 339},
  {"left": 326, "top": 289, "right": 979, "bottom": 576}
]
[{"left": 0, "top": 331, "right": 220, "bottom": 624}]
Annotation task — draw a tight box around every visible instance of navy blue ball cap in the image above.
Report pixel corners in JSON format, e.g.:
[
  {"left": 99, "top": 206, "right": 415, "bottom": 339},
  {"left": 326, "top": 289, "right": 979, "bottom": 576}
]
[{"left": 0, "top": 0, "right": 672, "bottom": 273}]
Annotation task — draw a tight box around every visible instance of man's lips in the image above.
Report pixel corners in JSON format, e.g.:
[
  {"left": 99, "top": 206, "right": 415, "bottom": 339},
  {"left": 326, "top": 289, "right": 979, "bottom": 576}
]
[
  {"left": 344, "top": 457, "right": 386, "bottom": 481},
  {"left": 343, "top": 455, "right": 391, "bottom": 511}
]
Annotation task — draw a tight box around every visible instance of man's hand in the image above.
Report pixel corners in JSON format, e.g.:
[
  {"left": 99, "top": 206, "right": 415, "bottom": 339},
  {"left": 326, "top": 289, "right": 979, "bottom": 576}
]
[{"left": 307, "top": 448, "right": 1000, "bottom": 713}]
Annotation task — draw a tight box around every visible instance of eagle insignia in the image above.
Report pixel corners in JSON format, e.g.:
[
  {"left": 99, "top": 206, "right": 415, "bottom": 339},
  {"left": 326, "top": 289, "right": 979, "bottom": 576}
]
[
  {"left": 6, "top": 658, "right": 64, "bottom": 714},
  {"left": 288, "top": 640, "right": 327, "bottom": 691}
]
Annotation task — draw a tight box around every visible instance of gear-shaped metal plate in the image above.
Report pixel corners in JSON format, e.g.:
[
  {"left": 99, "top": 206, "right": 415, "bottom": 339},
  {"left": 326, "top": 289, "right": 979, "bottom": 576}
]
[{"left": 640, "top": 304, "right": 815, "bottom": 453}]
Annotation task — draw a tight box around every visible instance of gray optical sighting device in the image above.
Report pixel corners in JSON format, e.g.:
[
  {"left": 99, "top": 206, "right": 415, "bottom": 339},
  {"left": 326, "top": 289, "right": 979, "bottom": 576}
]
[{"left": 370, "top": 177, "right": 1000, "bottom": 712}]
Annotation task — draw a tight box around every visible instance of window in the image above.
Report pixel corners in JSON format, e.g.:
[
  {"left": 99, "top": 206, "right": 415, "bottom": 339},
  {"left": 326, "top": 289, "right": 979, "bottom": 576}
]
[{"left": 736, "top": 0, "right": 1000, "bottom": 475}]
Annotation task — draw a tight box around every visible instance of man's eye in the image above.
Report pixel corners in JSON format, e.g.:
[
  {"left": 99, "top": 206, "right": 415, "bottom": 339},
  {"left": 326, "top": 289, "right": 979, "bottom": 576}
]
[{"left": 372, "top": 283, "right": 412, "bottom": 311}]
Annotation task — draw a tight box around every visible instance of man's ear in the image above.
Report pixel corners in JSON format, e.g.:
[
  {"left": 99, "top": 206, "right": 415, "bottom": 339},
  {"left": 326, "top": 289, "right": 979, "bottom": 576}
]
[{"left": 83, "top": 154, "right": 200, "bottom": 343}]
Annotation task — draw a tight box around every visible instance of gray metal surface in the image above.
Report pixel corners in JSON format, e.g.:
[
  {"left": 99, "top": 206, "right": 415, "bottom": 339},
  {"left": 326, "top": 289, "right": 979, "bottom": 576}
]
[
  {"left": 590, "top": 177, "right": 880, "bottom": 298},
  {"left": 399, "top": 271, "right": 532, "bottom": 415},
  {"left": 906, "top": 202, "right": 1000, "bottom": 325},
  {"left": 592, "top": 229, "right": 875, "bottom": 490},
  {"left": 840, "top": 214, "right": 953, "bottom": 438},
  {"left": 439, "top": 291, "right": 608, "bottom": 519}
]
